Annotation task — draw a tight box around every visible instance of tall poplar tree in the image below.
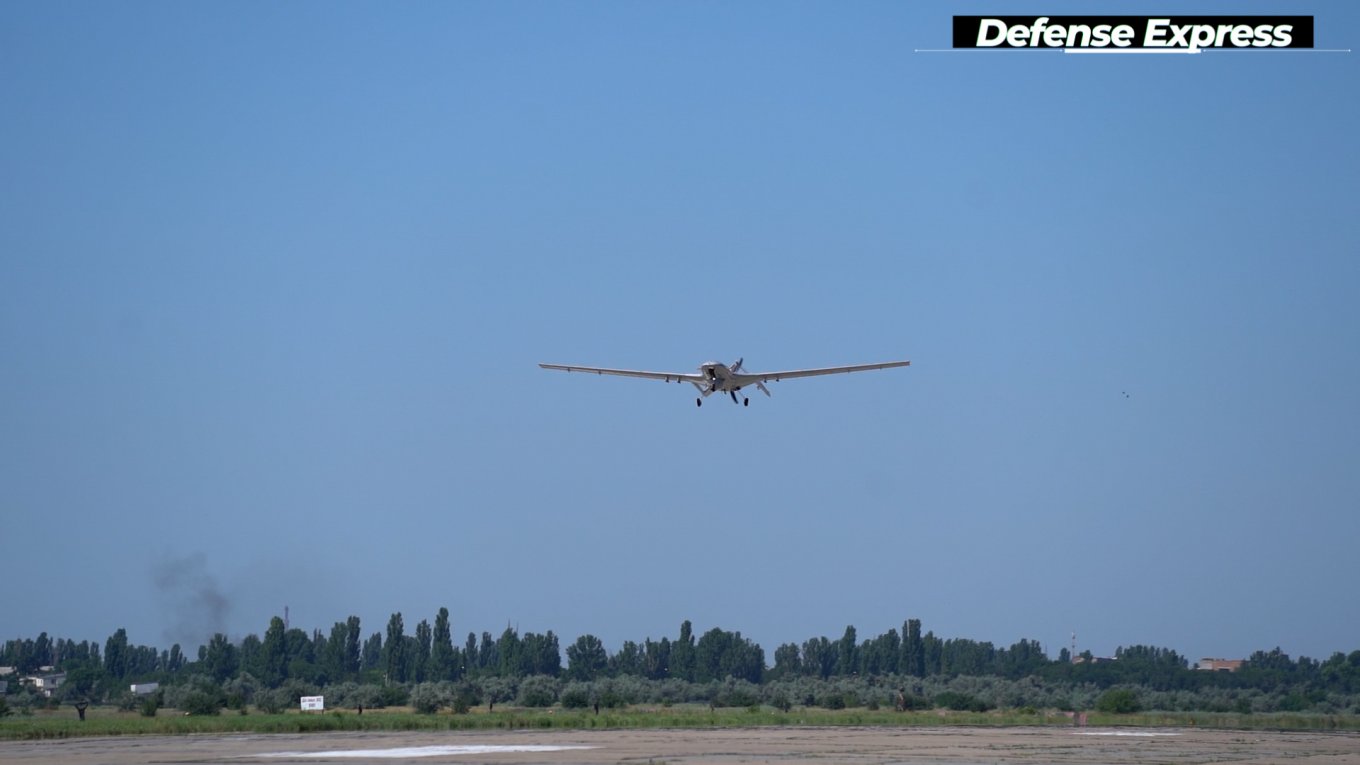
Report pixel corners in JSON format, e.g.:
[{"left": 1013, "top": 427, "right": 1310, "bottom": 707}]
[
  {"left": 430, "top": 608, "right": 455, "bottom": 681},
  {"left": 383, "top": 613, "right": 406, "bottom": 683},
  {"left": 414, "top": 620, "right": 432, "bottom": 682}
]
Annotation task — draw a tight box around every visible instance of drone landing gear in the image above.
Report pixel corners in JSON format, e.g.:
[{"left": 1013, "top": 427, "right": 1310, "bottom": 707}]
[{"left": 696, "top": 398, "right": 702, "bottom": 407}]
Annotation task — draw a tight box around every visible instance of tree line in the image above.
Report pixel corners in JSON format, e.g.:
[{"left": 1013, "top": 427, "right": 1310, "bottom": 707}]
[{"left": 4, "top": 612, "right": 1359, "bottom": 712}]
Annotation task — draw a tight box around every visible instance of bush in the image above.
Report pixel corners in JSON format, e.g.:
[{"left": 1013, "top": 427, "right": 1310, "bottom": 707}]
[
  {"left": 180, "top": 690, "right": 224, "bottom": 716},
  {"left": 255, "top": 689, "right": 288, "bottom": 715},
  {"left": 0, "top": 697, "right": 11, "bottom": 718},
  {"left": 353, "top": 684, "right": 386, "bottom": 711},
  {"left": 410, "top": 683, "right": 450, "bottom": 714},
  {"left": 164, "top": 677, "right": 226, "bottom": 716},
  {"left": 561, "top": 682, "right": 591, "bottom": 709},
  {"left": 451, "top": 681, "right": 480, "bottom": 714},
  {"left": 768, "top": 689, "right": 793, "bottom": 712},
  {"left": 595, "top": 679, "right": 625, "bottom": 709},
  {"left": 1277, "top": 693, "right": 1310, "bottom": 712},
  {"left": 223, "top": 673, "right": 260, "bottom": 708},
  {"left": 140, "top": 696, "right": 159, "bottom": 717},
  {"left": 379, "top": 684, "right": 410, "bottom": 708},
  {"left": 933, "top": 691, "right": 992, "bottom": 712},
  {"left": 900, "top": 694, "right": 930, "bottom": 711},
  {"left": 818, "top": 691, "right": 847, "bottom": 710},
  {"left": 278, "top": 679, "right": 321, "bottom": 707},
  {"left": 714, "top": 680, "right": 760, "bottom": 708},
  {"left": 517, "top": 675, "right": 558, "bottom": 707},
  {"left": 1095, "top": 688, "right": 1141, "bottom": 714},
  {"left": 481, "top": 677, "right": 517, "bottom": 708}
]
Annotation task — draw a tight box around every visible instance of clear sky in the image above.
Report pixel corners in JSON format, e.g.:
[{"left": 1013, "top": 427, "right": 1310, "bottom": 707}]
[{"left": 2, "top": 2, "right": 1357, "bottom": 666}]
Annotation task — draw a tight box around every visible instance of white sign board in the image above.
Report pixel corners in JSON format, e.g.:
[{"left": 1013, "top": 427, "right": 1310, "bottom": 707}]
[{"left": 300, "top": 695, "right": 325, "bottom": 711}]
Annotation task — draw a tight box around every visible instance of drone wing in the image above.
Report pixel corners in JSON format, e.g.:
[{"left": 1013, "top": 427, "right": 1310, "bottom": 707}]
[
  {"left": 735, "top": 360, "right": 911, "bottom": 385},
  {"left": 538, "top": 363, "right": 705, "bottom": 384}
]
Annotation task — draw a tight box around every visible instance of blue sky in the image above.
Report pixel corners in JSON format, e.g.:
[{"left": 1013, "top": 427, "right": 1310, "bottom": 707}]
[{"left": 2, "top": 2, "right": 1357, "bottom": 666}]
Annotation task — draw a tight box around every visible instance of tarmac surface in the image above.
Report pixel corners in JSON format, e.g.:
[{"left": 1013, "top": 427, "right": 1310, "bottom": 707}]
[{"left": 2, "top": 726, "right": 1358, "bottom": 765}]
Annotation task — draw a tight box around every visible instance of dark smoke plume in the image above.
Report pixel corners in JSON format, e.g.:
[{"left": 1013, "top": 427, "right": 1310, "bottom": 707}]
[{"left": 152, "top": 553, "right": 230, "bottom": 648}]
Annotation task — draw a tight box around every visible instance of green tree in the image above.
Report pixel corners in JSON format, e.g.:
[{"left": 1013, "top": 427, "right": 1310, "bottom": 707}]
[
  {"left": 521, "top": 631, "right": 561, "bottom": 677},
  {"left": 260, "top": 617, "right": 288, "bottom": 686},
  {"left": 923, "top": 631, "right": 944, "bottom": 675},
  {"left": 835, "top": 625, "right": 858, "bottom": 676},
  {"left": 861, "top": 628, "right": 900, "bottom": 676},
  {"left": 610, "top": 641, "right": 643, "bottom": 677},
  {"left": 695, "top": 628, "right": 763, "bottom": 684},
  {"left": 566, "top": 635, "right": 608, "bottom": 681},
  {"left": 802, "top": 636, "right": 835, "bottom": 679},
  {"left": 203, "top": 632, "right": 238, "bottom": 683},
  {"left": 239, "top": 633, "right": 264, "bottom": 679},
  {"left": 361, "top": 632, "right": 382, "bottom": 671},
  {"left": 695, "top": 628, "right": 733, "bottom": 682},
  {"left": 495, "top": 627, "right": 520, "bottom": 677},
  {"left": 901, "top": 620, "right": 923, "bottom": 677},
  {"left": 771, "top": 642, "right": 802, "bottom": 679},
  {"left": 103, "top": 628, "right": 129, "bottom": 680},
  {"left": 414, "top": 620, "right": 432, "bottom": 682},
  {"left": 33, "top": 633, "right": 52, "bottom": 668},
  {"left": 285, "top": 627, "right": 322, "bottom": 684},
  {"left": 167, "top": 643, "right": 186, "bottom": 673},
  {"left": 643, "top": 637, "right": 670, "bottom": 680},
  {"left": 325, "top": 621, "right": 349, "bottom": 681},
  {"left": 344, "top": 616, "right": 362, "bottom": 676},
  {"left": 671, "top": 621, "right": 696, "bottom": 682},
  {"left": 383, "top": 613, "right": 407, "bottom": 683},
  {"left": 478, "top": 631, "right": 497, "bottom": 672},
  {"left": 311, "top": 629, "right": 327, "bottom": 675},
  {"left": 464, "top": 633, "right": 479, "bottom": 676},
  {"left": 431, "top": 608, "right": 455, "bottom": 681}
]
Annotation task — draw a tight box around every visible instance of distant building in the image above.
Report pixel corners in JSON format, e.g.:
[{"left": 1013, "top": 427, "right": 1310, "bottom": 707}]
[
  {"left": 131, "top": 682, "right": 160, "bottom": 696},
  {"left": 1071, "top": 655, "right": 1115, "bottom": 665},
  {"left": 24, "top": 672, "right": 66, "bottom": 697},
  {"left": 1197, "top": 658, "right": 1243, "bottom": 672}
]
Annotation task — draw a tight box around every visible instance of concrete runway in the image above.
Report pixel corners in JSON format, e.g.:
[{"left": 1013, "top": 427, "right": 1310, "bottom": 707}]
[{"left": 1, "top": 726, "right": 1357, "bottom": 764}]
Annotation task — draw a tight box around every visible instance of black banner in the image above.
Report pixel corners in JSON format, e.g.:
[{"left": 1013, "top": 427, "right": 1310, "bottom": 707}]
[{"left": 953, "top": 16, "right": 1314, "bottom": 50}]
